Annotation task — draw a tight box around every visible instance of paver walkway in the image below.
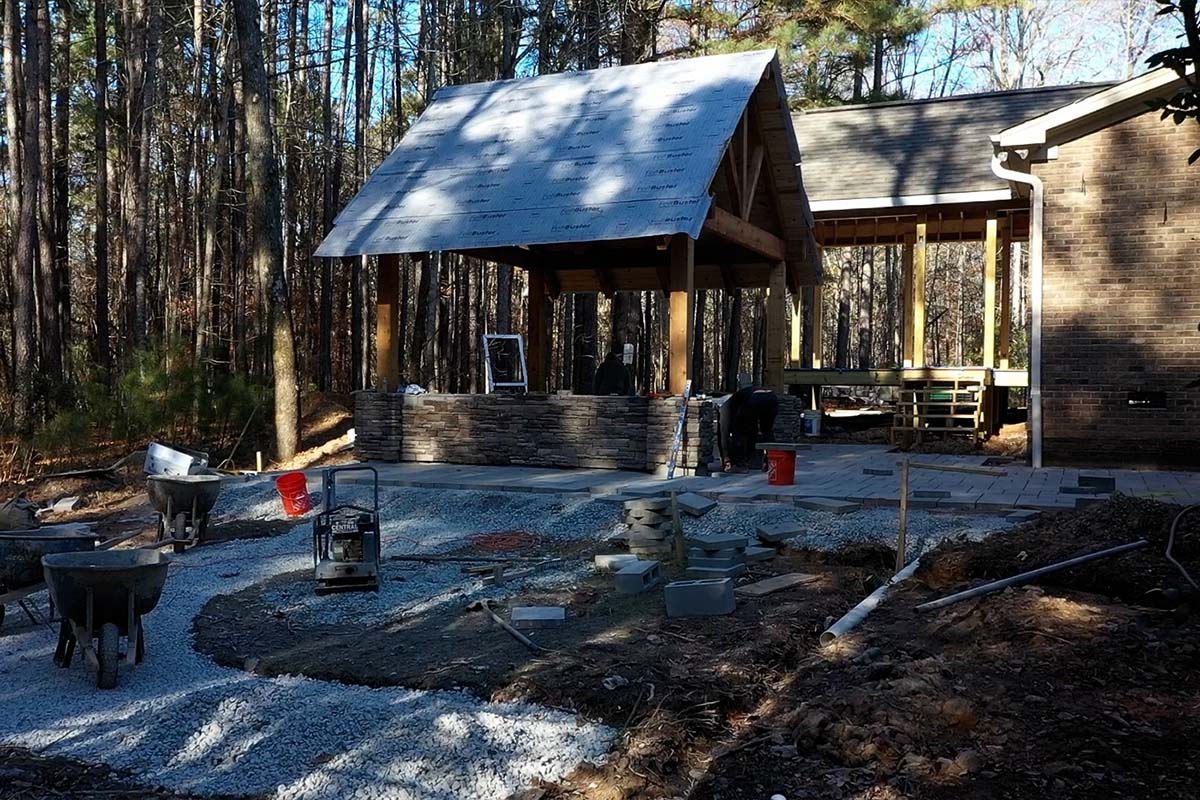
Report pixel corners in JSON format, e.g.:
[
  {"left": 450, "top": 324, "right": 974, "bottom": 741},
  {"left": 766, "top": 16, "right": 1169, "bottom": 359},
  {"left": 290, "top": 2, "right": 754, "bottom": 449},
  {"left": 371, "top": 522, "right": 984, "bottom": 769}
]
[{"left": 271, "top": 445, "right": 1200, "bottom": 512}]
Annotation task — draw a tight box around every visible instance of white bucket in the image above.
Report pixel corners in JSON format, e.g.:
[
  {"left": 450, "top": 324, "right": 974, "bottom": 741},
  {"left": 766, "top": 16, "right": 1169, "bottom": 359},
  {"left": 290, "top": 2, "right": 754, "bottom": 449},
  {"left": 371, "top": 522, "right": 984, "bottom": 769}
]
[{"left": 802, "top": 410, "right": 822, "bottom": 437}]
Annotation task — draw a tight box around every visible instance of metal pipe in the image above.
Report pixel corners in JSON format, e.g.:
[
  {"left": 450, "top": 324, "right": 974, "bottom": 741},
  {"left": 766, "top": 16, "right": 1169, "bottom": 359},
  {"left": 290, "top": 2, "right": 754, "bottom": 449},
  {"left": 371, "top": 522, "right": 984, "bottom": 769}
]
[
  {"left": 821, "top": 557, "right": 921, "bottom": 646},
  {"left": 991, "top": 148, "right": 1044, "bottom": 468},
  {"left": 915, "top": 539, "right": 1149, "bottom": 613}
]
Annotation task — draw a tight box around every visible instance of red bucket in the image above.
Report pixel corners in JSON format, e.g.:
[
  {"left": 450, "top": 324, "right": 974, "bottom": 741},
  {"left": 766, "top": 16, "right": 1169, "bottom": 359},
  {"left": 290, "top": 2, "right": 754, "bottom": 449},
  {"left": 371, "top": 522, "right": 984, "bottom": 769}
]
[
  {"left": 766, "top": 449, "right": 796, "bottom": 486},
  {"left": 275, "top": 472, "right": 313, "bottom": 516}
]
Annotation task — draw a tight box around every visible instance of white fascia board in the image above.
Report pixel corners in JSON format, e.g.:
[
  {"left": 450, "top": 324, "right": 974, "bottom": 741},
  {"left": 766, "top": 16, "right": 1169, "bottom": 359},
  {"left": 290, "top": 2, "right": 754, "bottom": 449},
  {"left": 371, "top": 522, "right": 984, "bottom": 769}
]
[
  {"left": 809, "top": 189, "right": 1012, "bottom": 214},
  {"left": 994, "top": 67, "right": 1192, "bottom": 150}
]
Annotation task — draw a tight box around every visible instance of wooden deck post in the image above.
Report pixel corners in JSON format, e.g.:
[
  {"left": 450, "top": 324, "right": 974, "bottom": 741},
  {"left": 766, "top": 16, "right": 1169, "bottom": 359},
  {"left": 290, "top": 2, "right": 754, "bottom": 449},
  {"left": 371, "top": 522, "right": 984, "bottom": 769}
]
[
  {"left": 527, "top": 268, "right": 547, "bottom": 392},
  {"left": 911, "top": 220, "right": 927, "bottom": 368},
  {"left": 810, "top": 278, "right": 824, "bottom": 370},
  {"left": 376, "top": 253, "right": 401, "bottom": 391},
  {"left": 998, "top": 216, "right": 1013, "bottom": 369},
  {"left": 789, "top": 294, "right": 803, "bottom": 366},
  {"left": 668, "top": 233, "right": 694, "bottom": 395},
  {"left": 982, "top": 213, "right": 998, "bottom": 369},
  {"left": 765, "top": 260, "right": 786, "bottom": 389},
  {"left": 901, "top": 232, "right": 915, "bottom": 368}
]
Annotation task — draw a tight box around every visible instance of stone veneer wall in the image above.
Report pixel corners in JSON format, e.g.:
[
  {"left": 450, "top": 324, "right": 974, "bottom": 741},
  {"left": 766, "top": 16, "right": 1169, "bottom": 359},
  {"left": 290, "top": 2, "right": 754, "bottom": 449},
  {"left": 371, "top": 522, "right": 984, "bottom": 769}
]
[{"left": 355, "top": 392, "right": 715, "bottom": 474}]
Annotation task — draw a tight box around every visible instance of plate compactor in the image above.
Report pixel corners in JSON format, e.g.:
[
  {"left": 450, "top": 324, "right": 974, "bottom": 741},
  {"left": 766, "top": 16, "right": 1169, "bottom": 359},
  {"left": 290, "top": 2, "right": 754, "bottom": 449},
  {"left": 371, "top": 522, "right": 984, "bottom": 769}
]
[{"left": 312, "top": 466, "right": 382, "bottom": 593}]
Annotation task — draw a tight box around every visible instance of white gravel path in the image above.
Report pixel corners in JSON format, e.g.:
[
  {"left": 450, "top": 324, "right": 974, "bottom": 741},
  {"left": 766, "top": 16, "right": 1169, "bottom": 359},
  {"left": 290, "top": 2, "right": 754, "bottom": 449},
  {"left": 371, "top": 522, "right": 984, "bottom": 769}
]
[
  {"left": 0, "top": 483, "right": 618, "bottom": 799},
  {"left": 0, "top": 479, "right": 1014, "bottom": 798}
]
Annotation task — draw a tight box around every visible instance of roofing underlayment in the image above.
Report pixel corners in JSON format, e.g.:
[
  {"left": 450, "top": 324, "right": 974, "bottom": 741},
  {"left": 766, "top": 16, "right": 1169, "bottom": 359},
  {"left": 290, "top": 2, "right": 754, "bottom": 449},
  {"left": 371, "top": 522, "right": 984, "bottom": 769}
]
[
  {"left": 316, "top": 49, "right": 789, "bottom": 258},
  {"left": 793, "top": 83, "right": 1111, "bottom": 211}
]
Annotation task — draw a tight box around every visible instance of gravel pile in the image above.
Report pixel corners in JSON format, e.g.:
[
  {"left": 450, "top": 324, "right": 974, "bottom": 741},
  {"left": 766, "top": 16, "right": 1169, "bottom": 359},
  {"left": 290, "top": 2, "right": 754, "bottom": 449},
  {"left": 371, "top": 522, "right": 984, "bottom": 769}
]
[
  {"left": 0, "top": 480, "right": 615, "bottom": 799},
  {"left": 684, "top": 503, "right": 1014, "bottom": 560}
]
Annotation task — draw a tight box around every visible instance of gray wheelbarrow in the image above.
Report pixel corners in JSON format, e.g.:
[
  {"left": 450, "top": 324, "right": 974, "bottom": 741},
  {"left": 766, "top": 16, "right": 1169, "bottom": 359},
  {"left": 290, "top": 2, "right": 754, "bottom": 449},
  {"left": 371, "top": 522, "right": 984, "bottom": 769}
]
[
  {"left": 42, "top": 550, "right": 170, "bottom": 689},
  {"left": 147, "top": 474, "right": 223, "bottom": 553},
  {"left": 0, "top": 525, "right": 98, "bottom": 629}
]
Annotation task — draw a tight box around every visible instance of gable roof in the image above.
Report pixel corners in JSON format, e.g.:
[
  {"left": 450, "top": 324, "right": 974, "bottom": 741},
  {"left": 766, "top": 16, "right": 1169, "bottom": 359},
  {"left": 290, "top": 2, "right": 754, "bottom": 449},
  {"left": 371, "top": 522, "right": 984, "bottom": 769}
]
[
  {"left": 316, "top": 49, "right": 814, "bottom": 269},
  {"left": 792, "top": 83, "right": 1110, "bottom": 213},
  {"left": 994, "top": 67, "right": 1191, "bottom": 149}
]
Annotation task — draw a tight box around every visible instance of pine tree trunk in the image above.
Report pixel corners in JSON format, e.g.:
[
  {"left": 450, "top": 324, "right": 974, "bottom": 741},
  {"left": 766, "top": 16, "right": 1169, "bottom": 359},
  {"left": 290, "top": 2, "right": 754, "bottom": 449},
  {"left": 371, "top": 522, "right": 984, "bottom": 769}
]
[
  {"left": 835, "top": 252, "right": 852, "bottom": 368},
  {"left": 93, "top": 0, "right": 110, "bottom": 376},
  {"left": 232, "top": 0, "right": 299, "bottom": 459},
  {"left": 52, "top": 0, "right": 70, "bottom": 373},
  {"left": 6, "top": 0, "right": 36, "bottom": 422}
]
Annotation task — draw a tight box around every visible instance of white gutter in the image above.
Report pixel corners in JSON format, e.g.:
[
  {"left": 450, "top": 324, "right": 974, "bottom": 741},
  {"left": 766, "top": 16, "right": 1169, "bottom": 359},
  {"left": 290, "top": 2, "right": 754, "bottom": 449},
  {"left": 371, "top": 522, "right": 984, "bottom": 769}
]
[{"left": 990, "top": 148, "right": 1044, "bottom": 468}]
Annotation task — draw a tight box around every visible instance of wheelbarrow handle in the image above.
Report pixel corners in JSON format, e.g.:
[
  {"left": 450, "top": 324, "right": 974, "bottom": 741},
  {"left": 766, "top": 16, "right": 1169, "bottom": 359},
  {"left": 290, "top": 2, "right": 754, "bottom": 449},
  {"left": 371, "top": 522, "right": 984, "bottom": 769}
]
[{"left": 322, "top": 466, "right": 379, "bottom": 512}]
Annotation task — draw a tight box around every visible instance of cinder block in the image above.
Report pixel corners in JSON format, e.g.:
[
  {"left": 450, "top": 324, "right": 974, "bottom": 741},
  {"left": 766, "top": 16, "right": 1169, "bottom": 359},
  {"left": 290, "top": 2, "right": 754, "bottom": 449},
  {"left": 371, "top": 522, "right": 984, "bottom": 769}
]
[
  {"left": 624, "top": 497, "right": 670, "bottom": 512},
  {"left": 686, "top": 563, "right": 746, "bottom": 580},
  {"left": 511, "top": 607, "right": 566, "bottom": 629},
  {"left": 628, "top": 522, "right": 670, "bottom": 537},
  {"left": 686, "top": 532, "right": 747, "bottom": 550},
  {"left": 623, "top": 488, "right": 669, "bottom": 501},
  {"left": 594, "top": 553, "right": 640, "bottom": 572},
  {"left": 1078, "top": 475, "right": 1116, "bottom": 493},
  {"left": 689, "top": 556, "right": 743, "bottom": 569},
  {"left": 687, "top": 547, "right": 743, "bottom": 560},
  {"left": 745, "top": 546, "right": 775, "bottom": 563},
  {"left": 756, "top": 524, "right": 803, "bottom": 544},
  {"left": 595, "top": 493, "right": 636, "bottom": 504},
  {"left": 615, "top": 559, "right": 663, "bottom": 594},
  {"left": 676, "top": 492, "right": 717, "bottom": 517},
  {"left": 795, "top": 497, "right": 860, "bottom": 514},
  {"left": 664, "top": 578, "right": 736, "bottom": 617},
  {"left": 626, "top": 510, "right": 667, "bottom": 525}
]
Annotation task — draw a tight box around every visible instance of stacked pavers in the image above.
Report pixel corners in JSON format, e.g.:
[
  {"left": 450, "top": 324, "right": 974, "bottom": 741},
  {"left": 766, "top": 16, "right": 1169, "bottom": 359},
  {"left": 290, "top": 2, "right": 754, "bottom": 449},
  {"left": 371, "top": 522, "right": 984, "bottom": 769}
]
[
  {"left": 685, "top": 533, "right": 748, "bottom": 579},
  {"left": 623, "top": 498, "right": 674, "bottom": 560}
]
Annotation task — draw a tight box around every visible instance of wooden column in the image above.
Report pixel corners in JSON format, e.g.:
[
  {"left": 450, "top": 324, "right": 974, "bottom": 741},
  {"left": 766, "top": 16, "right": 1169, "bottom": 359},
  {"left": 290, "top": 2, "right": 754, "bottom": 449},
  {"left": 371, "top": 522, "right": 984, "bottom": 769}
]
[
  {"left": 912, "top": 220, "right": 927, "bottom": 368},
  {"left": 982, "top": 213, "right": 999, "bottom": 369},
  {"left": 789, "top": 294, "right": 803, "bottom": 366},
  {"left": 765, "top": 261, "right": 786, "bottom": 389},
  {"left": 668, "top": 233, "right": 694, "bottom": 395},
  {"left": 998, "top": 217, "right": 1013, "bottom": 369},
  {"left": 527, "top": 267, "right": 547, "bottom": 392},
  {"left": 901, "top": 233, "right": 915, "bottom": 367},
  {"left": 810, "top": 279, "right": 824, "bottom": 370},
  {"left": 376, "top": 253, "right": 401, "bottom": 391}
]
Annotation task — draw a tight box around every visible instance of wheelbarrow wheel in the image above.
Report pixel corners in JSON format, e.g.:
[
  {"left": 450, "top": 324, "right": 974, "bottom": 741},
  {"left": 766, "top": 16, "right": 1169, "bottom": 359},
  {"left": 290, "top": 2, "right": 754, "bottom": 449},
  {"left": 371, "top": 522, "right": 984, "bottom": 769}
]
[{"left": 97, "top": 623, "right": 120, "bottom": 689}]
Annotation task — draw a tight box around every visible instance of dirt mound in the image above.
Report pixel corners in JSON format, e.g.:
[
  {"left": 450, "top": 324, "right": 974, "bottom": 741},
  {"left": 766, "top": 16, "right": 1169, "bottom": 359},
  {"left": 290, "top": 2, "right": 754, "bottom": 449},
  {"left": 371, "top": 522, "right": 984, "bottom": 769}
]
[{"left": 918, "top": 495, "right": 1200, "bottom": 604}]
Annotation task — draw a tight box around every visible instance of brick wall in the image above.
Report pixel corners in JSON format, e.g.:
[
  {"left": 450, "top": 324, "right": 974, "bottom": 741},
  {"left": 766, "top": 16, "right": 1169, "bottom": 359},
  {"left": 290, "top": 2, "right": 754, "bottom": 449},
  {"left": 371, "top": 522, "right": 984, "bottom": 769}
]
[
  {"left": 354, "top": 392, "right": 714, "bottom": 474},
  {"left": 1035, "top": 110, "right": 1200, "bottom": 467}
]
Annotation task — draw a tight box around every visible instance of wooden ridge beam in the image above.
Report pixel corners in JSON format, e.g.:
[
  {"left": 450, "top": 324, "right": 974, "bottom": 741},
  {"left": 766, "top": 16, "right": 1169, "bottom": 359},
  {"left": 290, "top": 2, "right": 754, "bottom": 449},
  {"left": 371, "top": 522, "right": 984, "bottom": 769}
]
[{"left": 703, "top": 206, "right": 786, "bottom": 261}]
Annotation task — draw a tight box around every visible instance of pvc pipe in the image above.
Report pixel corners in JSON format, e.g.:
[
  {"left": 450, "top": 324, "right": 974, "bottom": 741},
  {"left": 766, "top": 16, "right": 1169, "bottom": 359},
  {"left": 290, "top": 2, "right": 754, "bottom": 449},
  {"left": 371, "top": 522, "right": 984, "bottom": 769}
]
[
  {"left": 914, "top": 539, "right": 1149, "bottom": 613},
  {"left": 821, "top": 557, "right": 921, "bottom": 645},
  {"left": 991, "top": 149, "right": 1044, "bottom": 468}
]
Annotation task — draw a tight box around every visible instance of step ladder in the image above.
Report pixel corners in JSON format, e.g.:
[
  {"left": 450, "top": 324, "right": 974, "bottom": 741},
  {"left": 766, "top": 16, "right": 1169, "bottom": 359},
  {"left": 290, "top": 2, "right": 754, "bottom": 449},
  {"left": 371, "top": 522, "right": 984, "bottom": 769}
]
[{"left": 893, "top": 376, "right": 984, "bottom": 444}]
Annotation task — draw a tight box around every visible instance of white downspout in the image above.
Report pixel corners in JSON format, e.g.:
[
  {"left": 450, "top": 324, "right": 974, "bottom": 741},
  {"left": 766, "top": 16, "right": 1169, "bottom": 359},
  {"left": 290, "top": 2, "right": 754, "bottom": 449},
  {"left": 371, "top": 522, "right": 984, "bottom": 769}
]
[{"left": 991, "top": 147, "right": 1044, "bottom": 468}]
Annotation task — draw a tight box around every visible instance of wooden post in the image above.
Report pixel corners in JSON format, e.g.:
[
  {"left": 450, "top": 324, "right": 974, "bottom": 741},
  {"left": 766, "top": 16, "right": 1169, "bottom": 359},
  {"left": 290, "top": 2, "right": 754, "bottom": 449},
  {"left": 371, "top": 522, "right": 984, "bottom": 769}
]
[
  {"left": 789, "top": 294, "right": 802, "bottom": 367},
  {"left": 810, "top": 278, "right": 824, "bottom": 369},
  {"left": 901, "top": 233, "right": 915, "bottom": 368},
  {"left": 376, "top": 253, "right": 401, "bottom": 391},
  {"left": 765, "top": 261, "right": 786, "bottom": 389},
  {"left": 668, "top": 233, "right": 694, "bottom": 395},
  {"left": 527, "top": 267, "right": 547, "bottom": 392},
  {"left": 982, "top": 213, "right": 998, "bottom": 369},
  {"left": 998, "top": 216, "right": 1013, "bottom": 369},
  {"left": 912, "top": 221, "right": 927, "bottom": 368}
]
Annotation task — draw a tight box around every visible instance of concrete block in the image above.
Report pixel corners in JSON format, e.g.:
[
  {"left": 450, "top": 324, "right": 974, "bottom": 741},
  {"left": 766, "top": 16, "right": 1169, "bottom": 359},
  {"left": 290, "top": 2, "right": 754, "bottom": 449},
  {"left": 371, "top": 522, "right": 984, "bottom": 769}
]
[
  {"left": 664, "top": 578, "right": 736, "bottom": 617},
  {"left": 745, "top": 546, "right": 775, "bottom": 563},
  {"left": 511, "top": 607, "right": 566, "bottom": 629},
  {"left": 1078, "top": 475, "right": 1116, "bottom": 493},
  {"left": 615, "top": 559, "right": 663, "bottom": 594},
  {"left": 686, "top": 563, "right": 746, "bottom": 580},
  {"left": 913, "top": 490, "right": 950, "bottom": 499},
  {"left": 685, "top": 532, "right": 747, "bottom": 550},
  {"left": 1060, "top": 486, "right": 1107, "bottom": 495},
  {"left": 594, "top": 553, "right": 640, "bottom": 572},
  {"left": 863, "top": 468, "right": 894, "bottom": 476},
  {"left": 676, "top": 492, "right": 717, "bottom": 517},
  {"left": 594, "top": 493, "right": 636, "bottom": 504},
  {"left": 628, "top": 522, "right": 670, "bottom": 537},
  {"left": 689, "top": 556, "right": 743, "bottom": 569},
  {"left": 756, "top": 524, "right": 803, "bottom": 544},
  {"left": 795, "top": 497, "right": 860, "bottom": 514},
  {"left": 627, "top": 534, "right": 670, "bottom": 549},
  {"left": 1007, "top": 509, "right": 1041, "bottom": 523},
  {"left": 626, "top": 510, "right": 667, "bottom": 525},
  {"left": 687, "top": 547, "right": 743, "bottom": 560},
  {"left": 624, "top": 486, "right": 669, "bottom": 500},
  {"left": 623, "top": 497, "right": 670, "bottom": 513},
  {"left": 735, "top": 572, "right": 819, "bottom": 597}
]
